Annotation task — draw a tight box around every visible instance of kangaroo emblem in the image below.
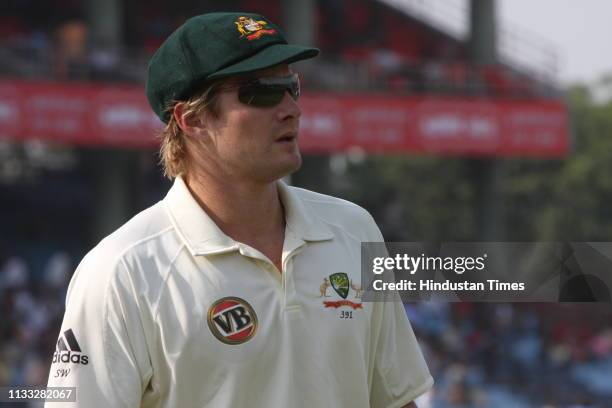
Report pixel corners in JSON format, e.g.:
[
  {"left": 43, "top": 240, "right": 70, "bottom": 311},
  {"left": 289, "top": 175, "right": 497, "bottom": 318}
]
[
  {"left": 319, "top": 278, "right": 331, "bottom": 297},
  {"left": 350, "top": 280, "right": 363, "bottom": 299}
]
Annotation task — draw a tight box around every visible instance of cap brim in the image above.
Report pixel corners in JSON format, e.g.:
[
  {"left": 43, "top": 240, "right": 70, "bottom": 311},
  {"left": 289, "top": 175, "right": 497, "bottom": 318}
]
[{"left": 207, "top": 44, "right": 319, "bottom": 80}]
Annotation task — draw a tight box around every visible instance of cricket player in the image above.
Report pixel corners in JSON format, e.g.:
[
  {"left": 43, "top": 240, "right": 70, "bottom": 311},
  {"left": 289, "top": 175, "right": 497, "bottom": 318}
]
[{"left": 46, "top": 12, "right": 433, "bottom": 407}]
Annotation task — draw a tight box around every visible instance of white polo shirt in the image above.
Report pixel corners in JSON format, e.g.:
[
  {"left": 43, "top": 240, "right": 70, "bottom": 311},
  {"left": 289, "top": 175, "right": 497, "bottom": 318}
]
[{"left": 46, "top": 176, "right": 433, "bottom": 408}]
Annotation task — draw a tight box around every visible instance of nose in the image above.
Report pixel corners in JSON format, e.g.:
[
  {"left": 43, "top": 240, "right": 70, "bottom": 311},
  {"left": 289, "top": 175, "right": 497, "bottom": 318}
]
[{"left": 276, "top": 91, "right": 302, "bottom": 122}]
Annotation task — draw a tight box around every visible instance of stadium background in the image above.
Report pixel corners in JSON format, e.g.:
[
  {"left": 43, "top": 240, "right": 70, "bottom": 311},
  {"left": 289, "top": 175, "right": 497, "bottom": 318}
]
[{"left": 1, "top": 0, "right": 612, "bottom": 406}]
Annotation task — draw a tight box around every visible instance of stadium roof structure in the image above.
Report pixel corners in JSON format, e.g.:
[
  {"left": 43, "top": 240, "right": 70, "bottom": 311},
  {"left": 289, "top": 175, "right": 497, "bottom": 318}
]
[{"left": 378, "top": 0, "right": 560, "bottom": 85}]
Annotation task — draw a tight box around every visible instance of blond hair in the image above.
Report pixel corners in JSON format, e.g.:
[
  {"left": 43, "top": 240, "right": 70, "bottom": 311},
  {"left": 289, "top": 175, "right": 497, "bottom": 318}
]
[{"left": 158, "top": 83, "right": 222, "bottom": 179}]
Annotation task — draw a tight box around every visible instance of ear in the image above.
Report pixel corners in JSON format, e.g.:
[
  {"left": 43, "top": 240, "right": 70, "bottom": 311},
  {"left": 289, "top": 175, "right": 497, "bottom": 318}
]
[{"left": 173, "top": 102, "right": 207, "bottom": 136}]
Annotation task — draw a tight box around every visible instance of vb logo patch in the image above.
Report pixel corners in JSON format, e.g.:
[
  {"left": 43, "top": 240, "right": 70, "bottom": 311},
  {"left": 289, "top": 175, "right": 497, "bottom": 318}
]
[
  {"left": 234, "top": 16, "right": 276, "bottom": 41},
  {"left": 207, "top": 297, "right": 258, "bottom": 345}
]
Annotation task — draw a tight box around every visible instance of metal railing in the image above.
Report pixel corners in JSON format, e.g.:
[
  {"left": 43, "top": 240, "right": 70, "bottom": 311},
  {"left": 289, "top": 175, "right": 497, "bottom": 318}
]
[
  {"left": 0, "top": 41, "right": 559, "bottom": 99},
  {"left": 299, "top": 57, "right": 560, "bottom": 98}
]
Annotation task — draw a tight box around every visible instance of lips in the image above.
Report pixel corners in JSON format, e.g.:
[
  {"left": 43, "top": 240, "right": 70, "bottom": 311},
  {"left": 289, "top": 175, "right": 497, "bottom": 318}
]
[{"left": 276, "top": 131, "right": 298, "bottom": 142}]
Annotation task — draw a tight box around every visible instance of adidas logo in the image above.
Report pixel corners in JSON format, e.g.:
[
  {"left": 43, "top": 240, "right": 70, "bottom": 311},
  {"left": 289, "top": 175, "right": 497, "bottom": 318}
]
[{"left": 52, "top": 329, "right": 89, "bottom": 365}]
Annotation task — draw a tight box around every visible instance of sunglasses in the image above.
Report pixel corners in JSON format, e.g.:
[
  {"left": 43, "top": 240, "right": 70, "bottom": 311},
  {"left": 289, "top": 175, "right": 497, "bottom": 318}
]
[{"left": 233, "top": 73, "right": 301, "bottom": 107}]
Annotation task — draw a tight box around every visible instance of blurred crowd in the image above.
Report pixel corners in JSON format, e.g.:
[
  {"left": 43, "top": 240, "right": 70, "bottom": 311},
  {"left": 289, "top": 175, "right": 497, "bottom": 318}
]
[
  {"left": 1, "top": 252, "right": 612, "bottom": 407},
  {"left": 0, "top": 253, "right": 70, "bottom": 390},
  {"left": 0, "top": 14, "right": 144, "bottom": 82},
  {"left": 408, "top": 302, "right": 612, "bottom": 407},
  {"left": 0, "top": 0, "right": 556, "bottom": 97}
]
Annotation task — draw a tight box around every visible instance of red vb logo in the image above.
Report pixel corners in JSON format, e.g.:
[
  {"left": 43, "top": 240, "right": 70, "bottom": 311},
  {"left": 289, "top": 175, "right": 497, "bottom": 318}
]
[{"left": 207, "top": 297, "right": 258, "bottom": 345}]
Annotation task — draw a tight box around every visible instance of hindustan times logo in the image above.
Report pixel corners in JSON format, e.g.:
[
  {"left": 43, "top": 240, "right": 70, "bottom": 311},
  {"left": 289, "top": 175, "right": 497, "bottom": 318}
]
[{"left": 52, "top": 329, "right": 89, "bottom": 365}]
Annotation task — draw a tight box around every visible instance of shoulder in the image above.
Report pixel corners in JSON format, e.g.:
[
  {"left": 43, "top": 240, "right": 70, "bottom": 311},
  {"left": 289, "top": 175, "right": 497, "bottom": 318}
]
[
  {"left": 288, "top": 186, "right": 384, "bottom": 242},
  {"left": 67, "top": 201, "right": 181, "bottom": 303},
  {"left": 83, "top": 201, "right": 175, "bottom": 266}
]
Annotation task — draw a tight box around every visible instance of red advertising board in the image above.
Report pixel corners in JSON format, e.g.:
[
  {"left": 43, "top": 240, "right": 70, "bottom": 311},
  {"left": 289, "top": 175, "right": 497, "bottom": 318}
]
[{"left": 0, "top": 80, "right": 570, "bottom": 156}]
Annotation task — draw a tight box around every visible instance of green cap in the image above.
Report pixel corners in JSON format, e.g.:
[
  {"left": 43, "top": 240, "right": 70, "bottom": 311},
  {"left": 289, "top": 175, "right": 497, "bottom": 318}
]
[{"left": 146, "top": 12, "right": 320, "bottom": 123}]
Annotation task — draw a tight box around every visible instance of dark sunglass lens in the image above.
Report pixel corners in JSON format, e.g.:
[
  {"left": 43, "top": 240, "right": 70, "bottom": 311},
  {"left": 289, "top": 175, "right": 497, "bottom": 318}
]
[
  {"left": 237, "top": 75, "right": 300, "bottom": 107},
  {"left": 239, "top": 85, "right": 285, "bottom": 106}
]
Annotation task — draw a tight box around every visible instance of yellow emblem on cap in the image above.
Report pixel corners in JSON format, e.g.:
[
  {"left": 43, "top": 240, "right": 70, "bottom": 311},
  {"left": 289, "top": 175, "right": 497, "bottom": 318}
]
[{"left": 235, "top": 16, "right": 276, "bottom": 41}]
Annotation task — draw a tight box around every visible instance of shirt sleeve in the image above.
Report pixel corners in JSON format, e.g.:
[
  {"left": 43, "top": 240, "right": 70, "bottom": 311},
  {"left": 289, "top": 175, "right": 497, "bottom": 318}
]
[
  {"left": 361, "top": 212, "right": 434, "bottom": 407},
  {"left": 45, "top": 252, "right": 152, "bottom": 408},
  {"left": 369, "top": 291, "right": 434, "bottom": 408}
]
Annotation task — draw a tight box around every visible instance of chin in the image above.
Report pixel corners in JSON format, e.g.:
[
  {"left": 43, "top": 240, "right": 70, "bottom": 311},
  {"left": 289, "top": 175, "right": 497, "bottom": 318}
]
[
  {"left": 262, "top": 154, "right": 302, "bottom": 182},
  {"left": 287, "top": 151, "right": 302, "bottom": 172},
  {"left": 287, "top": 151, "right": 303, "bottom": 174}
]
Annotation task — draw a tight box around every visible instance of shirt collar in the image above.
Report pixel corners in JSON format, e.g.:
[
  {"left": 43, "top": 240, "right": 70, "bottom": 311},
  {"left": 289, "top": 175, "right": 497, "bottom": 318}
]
[
  {"left": 164, "top": 176, "right": 333, "bottom": 256},
  {"left": 277, "top": 180, "right": 334, "bottom": 242}
]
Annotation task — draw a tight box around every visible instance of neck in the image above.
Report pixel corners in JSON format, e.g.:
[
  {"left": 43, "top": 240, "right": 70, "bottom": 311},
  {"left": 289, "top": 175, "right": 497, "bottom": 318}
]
[{"left": 183, "top": 170, "right": 285, "bottom": 243}]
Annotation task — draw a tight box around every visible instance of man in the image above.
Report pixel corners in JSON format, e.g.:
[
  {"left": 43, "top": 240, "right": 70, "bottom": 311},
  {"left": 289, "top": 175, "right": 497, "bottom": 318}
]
[{"left": 46, "top": 12, "right": 433, "bottom": 407}]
